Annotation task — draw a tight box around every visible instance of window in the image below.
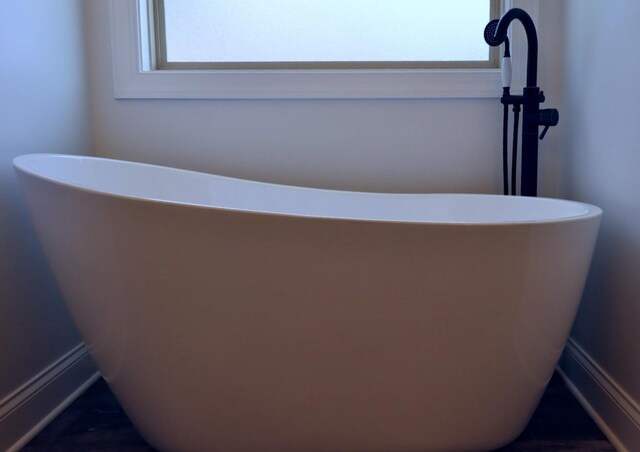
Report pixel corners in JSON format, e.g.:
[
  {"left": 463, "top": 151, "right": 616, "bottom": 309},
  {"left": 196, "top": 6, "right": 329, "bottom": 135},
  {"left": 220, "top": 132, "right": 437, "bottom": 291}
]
[
  {"left": 111, "top": 0, "right": 537, "bottom": 99},
  {"left": 152, "top": 0, "right": 500, "bottom": 70}
]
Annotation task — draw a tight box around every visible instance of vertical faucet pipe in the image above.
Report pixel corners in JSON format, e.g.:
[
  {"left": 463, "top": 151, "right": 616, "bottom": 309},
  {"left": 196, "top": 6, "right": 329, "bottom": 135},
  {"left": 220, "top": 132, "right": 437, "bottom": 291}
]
[
  {"left": 520, "top": 87, "right": 541, "bottom": 196},
  {"left": 502, "top": 100, "right": 509, "bottom": 195},
  {"left": 511, "top": 104, "right": 521, "bottom": 195}
]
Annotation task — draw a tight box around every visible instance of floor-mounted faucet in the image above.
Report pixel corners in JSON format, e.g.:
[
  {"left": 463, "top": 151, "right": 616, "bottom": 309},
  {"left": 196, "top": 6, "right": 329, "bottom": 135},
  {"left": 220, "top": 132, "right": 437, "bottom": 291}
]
[{"left": 484, "top": 8, "right": 559, "bottom": 197}]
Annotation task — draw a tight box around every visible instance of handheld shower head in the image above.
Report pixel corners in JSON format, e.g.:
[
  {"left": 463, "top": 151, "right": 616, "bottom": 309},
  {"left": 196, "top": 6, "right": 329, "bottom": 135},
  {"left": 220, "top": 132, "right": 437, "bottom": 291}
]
[
  {"left": 485, "top": 19, "right": 511, "bottom": 88},
  {"left": 484, "top": 19, "right": 501, "bottom": 46},
  {"left": 484, "top": 19, "right": 510, "bottom": 56}
]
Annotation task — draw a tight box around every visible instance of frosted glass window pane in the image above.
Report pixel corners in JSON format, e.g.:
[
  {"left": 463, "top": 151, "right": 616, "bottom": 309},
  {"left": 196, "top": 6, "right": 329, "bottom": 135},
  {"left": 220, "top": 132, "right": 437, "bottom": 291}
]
[{"left": 162, "top": 1, "right": 492, "bottom": 63}]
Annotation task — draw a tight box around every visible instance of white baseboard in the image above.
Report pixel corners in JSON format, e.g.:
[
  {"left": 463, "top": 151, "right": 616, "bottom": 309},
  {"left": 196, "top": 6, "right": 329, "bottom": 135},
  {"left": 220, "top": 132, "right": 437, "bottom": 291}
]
[
  {"left": 558, "top": 338, "right": 640, "bottom": 452},
  {"left": 0, "top": 344, "right": 99, "bottom": 452}
]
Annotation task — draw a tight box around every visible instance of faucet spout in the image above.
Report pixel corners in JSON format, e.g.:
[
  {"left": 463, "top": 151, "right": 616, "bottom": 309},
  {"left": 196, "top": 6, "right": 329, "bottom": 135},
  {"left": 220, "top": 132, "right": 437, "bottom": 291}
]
[{"left": 491, "top": 8, "right": 538, "bottom": 87}]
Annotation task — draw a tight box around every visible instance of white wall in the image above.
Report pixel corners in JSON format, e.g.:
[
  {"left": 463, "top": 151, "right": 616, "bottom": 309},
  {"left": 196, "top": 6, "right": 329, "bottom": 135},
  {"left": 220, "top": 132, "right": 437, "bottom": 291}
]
[
  {"left": 558, "top": 1, "right": 640, "bottom": 448},
  {"left": 86, "top": 0, "right": 562, "bottom": 197},
  {"left": 0, "top": 1, "right": 95, "bottom": 447}
]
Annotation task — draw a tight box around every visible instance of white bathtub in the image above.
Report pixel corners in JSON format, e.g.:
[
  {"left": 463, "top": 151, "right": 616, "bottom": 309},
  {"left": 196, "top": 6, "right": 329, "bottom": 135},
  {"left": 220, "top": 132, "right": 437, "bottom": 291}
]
[{"left": 14, "top": 154, "right": 601, "bottom": 452}]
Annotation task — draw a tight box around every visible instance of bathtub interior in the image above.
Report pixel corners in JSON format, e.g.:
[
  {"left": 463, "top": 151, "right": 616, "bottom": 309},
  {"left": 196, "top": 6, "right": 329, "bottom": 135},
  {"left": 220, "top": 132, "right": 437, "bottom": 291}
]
[{"left": 14, "top": 154, "right": 600, "bottom": 224}]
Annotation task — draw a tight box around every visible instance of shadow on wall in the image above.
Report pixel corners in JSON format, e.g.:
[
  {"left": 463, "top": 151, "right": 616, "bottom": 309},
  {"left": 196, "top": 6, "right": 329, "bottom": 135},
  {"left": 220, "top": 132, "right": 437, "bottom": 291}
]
[{"left": 0, "top": 0, "right": 91, "bottom": 403}]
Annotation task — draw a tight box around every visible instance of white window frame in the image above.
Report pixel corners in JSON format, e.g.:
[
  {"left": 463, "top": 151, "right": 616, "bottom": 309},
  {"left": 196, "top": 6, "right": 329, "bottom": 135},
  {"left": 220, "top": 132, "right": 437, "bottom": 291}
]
[{"left": 110, "top": 0, "right": 538, "bottom": 99}]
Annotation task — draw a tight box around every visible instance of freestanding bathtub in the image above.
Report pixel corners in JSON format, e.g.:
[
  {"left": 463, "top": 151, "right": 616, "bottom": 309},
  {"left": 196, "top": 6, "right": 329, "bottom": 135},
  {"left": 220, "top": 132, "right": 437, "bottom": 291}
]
[{"left": 14, "top": 153, "right": 601, "bottom": 452}]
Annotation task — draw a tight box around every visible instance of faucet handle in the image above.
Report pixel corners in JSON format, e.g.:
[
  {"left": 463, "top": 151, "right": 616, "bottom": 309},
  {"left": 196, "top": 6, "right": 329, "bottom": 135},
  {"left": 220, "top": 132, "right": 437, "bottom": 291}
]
[
  {"left": 538, "top": 108, "right": 559, "bottom": 140},
  {"left": 539, "top": 125, "right": 551, "bottom": 140}
]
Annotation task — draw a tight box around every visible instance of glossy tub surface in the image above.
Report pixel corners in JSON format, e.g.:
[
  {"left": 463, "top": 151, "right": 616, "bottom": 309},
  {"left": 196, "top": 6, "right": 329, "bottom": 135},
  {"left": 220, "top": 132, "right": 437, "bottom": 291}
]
[{"left": 14, "top": 154, "right": 601, "bottom": 451}]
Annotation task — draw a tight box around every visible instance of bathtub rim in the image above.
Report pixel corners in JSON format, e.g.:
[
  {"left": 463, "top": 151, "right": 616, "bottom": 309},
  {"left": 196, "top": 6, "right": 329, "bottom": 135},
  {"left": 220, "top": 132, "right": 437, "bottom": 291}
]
[{"left": 13, "top": 153, "right": 602, "bottom": 227}]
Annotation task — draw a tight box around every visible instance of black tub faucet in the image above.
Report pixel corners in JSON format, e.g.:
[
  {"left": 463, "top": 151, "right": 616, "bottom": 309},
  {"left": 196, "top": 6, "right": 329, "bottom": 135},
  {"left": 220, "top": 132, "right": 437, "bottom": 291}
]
[{"left": 484, "top": 8, "right": 559, "bottom": 197}]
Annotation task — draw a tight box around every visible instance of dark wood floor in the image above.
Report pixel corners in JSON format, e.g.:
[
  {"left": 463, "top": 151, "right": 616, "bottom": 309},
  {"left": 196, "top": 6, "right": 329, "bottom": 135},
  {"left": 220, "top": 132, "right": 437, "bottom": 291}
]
[{"left": 23, "top": 373, "right": 614, "bottom": 451}]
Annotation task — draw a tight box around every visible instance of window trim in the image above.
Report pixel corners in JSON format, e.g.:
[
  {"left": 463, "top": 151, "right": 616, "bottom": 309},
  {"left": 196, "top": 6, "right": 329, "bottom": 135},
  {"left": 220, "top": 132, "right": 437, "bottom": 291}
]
[{"left": 110, "top": 0, "right": 538, "bottom": 99}]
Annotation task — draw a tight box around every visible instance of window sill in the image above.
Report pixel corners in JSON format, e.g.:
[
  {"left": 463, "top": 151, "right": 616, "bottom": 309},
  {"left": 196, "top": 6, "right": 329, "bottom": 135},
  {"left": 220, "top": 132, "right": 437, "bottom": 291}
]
[
  {"left": 111, "top": 0, "right": 536, "bottom": 100},
  {"left": 113, "top": 68, "right": 505, "bottom": 100}
]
